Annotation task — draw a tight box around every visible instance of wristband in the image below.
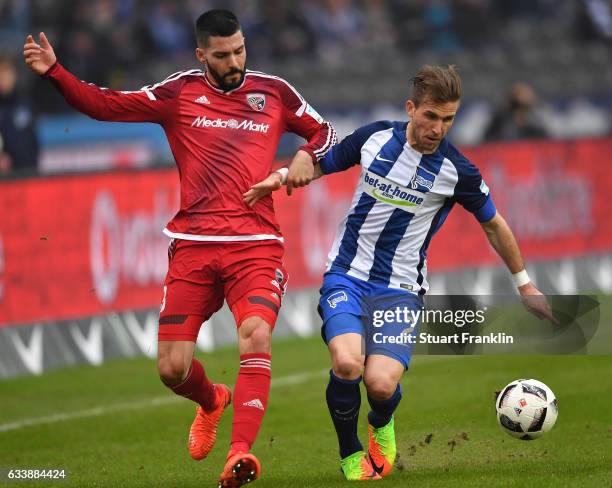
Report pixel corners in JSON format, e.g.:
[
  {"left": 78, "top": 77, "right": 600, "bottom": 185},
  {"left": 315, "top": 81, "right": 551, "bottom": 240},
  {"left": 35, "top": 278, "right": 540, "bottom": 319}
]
[
  {"left": 275, "top": 167, "right": 289, "bottom": 185},
  {"left": 512, "top": 269, "right": 530, "bottom": 288}
]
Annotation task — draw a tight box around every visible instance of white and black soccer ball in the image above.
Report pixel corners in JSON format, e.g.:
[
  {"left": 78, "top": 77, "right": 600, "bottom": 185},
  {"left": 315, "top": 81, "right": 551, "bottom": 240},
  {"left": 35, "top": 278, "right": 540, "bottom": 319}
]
[{"left": 495, "top": 379, "right": 558, "bottom": 440}]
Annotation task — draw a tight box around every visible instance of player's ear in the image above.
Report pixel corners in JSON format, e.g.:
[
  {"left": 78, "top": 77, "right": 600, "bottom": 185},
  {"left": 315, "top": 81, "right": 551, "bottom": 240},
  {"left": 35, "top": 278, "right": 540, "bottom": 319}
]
[
  {"left": 405, "top": 99, "right": 415, "bottom": 119},
  {"left": 195, "top": 47, "right": 207, "bottom": 66}
]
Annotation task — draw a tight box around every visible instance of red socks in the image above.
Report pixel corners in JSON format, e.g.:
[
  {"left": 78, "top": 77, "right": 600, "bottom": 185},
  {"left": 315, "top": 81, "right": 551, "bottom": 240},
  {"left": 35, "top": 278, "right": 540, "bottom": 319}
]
[
  {"left": 169, "top": 358, "right": 217, "bottom": 412},
  {"left": 166, "top": 353, "right": 272, "bottom": 452},
  {"left": 230, "top": 353, "right": 272, "bottom": 453}
]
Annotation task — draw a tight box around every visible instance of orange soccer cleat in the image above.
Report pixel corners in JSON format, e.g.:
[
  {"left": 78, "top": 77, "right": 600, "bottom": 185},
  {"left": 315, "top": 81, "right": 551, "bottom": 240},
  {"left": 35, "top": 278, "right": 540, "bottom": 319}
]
[
  {"left": 188, "top": 384, "right": 232, "bottom": 460},
  {"left": 218, "top": 450, "right": 261, "bottom": 487}
]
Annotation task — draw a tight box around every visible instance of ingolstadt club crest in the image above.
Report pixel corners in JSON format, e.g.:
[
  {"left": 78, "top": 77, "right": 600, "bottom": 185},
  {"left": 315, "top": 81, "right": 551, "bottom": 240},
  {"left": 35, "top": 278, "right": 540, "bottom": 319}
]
[{"left": 246, "top": 93, "right": 266, "bottom": 112}]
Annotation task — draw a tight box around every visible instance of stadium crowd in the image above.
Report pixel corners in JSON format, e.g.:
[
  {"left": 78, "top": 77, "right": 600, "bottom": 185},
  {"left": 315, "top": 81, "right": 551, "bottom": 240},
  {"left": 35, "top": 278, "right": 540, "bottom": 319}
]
[
  {"left": 1, "top": 0, "right": 610, "bottom": 174},
  {"left": 1, "top": 0, "right": 610, "bottom": 113}
]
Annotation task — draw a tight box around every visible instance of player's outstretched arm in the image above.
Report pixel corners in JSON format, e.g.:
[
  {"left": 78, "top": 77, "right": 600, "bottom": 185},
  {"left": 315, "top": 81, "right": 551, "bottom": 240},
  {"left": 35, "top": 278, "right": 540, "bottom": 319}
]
[
  {"left": 243, "top": 164, "right": 324, "bottom": 207},
  {"left": 480, "top": 212, "right": 558, "bottom": 323},
  {"left": 245, "top": 120, "right": 379, "bottom": 206},
  {"left": 23, "top": 32, "right": 169, "bottom": 123}
]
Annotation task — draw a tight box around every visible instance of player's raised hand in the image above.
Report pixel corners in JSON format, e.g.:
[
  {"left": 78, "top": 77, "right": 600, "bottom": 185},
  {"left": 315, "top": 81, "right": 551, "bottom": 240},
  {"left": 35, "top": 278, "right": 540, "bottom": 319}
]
[
  {"left": 518, "top": 282, "right": 559, "bottom": 324},
  {"left": 23, "top": 32, "right": 57, "bottom": 75},
  {"left": 286, "top": 149, "right": 314, "bottom": 196},
  {"left": 243, "top": 172, "right": 283, "bottom": 207}
]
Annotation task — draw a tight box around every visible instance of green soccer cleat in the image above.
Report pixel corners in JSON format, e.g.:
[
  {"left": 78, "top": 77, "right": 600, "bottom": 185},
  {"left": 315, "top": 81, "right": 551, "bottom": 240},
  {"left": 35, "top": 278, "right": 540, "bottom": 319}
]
[
  {"left": 367, "top": 416, "right": 396, "bottom": 477},
  {"left": 340, "top": 450, "right": 382, "bottom": 481}
]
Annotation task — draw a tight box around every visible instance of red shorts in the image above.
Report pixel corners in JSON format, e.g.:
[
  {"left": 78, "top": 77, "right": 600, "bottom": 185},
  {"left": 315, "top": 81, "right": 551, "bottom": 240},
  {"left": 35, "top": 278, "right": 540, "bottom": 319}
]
[{"left": 158, "top": 239, "right": 288, "bottom": 342}]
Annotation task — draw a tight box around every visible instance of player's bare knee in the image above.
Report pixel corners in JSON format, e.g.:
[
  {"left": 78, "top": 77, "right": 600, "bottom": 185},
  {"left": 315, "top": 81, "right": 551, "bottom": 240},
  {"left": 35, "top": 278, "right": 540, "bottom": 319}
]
[
  {"left": 364, "top": 374, "right": 397, "bottom": 401},
  {"left": 332, "top": 354, "right": 364, "bottom": 380},
  {"left": 157, "top": 355, "right": 188, "bottom": 386},
  {"left": 248, "top": 326, "right": 271, "bottom": 352},
  {"left": 239, "top": 317, "right": 271, "bottom": 353}
]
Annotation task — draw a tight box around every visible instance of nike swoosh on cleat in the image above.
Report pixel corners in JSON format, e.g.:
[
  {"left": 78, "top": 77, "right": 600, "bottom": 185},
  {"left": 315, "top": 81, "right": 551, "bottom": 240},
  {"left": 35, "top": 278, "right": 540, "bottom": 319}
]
[{"left": 369, "top": 454, "right": 385, "bottom": 474}]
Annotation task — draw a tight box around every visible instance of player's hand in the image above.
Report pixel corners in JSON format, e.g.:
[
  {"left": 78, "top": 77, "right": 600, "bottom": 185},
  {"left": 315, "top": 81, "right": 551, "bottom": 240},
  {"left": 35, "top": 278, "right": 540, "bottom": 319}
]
[
  {"left": 518, "top": 282, "right": 558, "bottom": 324},
  {"left": 243, "top": 172, "right": 283, "bottom": 207},
  {"left": 286, "top": 150, "right": 314, "bottom": 196},
  {"left": 23, "top": 32, "right": 57, "bottom": 75}
]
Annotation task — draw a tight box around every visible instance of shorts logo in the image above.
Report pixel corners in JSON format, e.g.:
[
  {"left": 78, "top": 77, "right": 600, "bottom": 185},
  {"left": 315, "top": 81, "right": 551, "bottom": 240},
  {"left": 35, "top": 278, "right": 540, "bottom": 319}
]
[
  {"left": 275, "top": 268, "right": 284, "bottom": 283},
  {"left": 327, "top": 291, "right": 348, "bottom": 309},
  {"left": 401, "top": 326, "right": 415, "bottom": 335},
  {"left": 246, "top": 93, "right": 266, "bottom": 111}
]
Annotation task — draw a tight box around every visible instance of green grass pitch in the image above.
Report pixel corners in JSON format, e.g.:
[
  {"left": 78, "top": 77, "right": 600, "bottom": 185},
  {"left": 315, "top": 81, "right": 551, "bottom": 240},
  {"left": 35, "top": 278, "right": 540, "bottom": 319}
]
[{"left": 1, "top": 336, "right": 610, "bottom": 487}]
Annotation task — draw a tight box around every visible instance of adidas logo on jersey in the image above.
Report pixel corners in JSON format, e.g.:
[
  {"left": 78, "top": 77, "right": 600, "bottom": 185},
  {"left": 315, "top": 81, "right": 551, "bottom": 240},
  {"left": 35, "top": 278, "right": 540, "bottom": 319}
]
[
  {"left": 243, "top": 399, "right": 264, "bottom": 410},
  {"left": 194, "top": 95, "right": 210, "bottom": 104}
]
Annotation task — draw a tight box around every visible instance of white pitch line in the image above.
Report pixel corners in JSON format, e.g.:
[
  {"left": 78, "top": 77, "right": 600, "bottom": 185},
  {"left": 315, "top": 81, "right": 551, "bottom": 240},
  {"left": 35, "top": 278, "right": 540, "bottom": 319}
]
[{"left": 0, "top": 369, "right": 328, "bottom": 434}]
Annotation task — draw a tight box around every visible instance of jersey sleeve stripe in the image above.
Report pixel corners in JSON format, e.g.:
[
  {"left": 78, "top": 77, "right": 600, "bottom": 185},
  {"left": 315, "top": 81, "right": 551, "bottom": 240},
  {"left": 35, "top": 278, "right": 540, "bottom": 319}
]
[
  {"left": 140, "top": 69, "right": 204, "bottom": 92},
  {"left": 313, "top": 123, "right": 333, "bottom": 156},
  {"left": 313, "top": 122, "right": 338, "bottom": 159},
  {"left": 142, "top": 87, "right": 156, "bottom": 100},
  {"left": 295, "top": 101, "right": 308, "bottom": 117}
]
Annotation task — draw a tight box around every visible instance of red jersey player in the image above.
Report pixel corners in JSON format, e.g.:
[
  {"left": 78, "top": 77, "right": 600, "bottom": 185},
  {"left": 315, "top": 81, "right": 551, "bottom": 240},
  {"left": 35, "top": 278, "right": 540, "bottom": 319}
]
[{"left": 23, "top": 10, "right": 336, "bottom": 487}]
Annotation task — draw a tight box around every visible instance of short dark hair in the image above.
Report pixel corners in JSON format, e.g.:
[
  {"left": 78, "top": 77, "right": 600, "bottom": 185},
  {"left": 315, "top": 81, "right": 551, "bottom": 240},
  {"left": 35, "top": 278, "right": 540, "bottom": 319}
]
[
  {"left": 195, "top": 9, "right": 241, "bottom": 47},
  {"left": 410, "top": 65, "right": 462, "bottom": 107}
]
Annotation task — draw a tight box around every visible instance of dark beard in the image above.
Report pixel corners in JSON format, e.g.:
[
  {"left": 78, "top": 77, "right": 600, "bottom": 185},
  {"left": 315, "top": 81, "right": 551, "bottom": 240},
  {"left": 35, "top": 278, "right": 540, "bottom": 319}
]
[{"left": 208, "top": 65, "right": 245, "bottom": 91}]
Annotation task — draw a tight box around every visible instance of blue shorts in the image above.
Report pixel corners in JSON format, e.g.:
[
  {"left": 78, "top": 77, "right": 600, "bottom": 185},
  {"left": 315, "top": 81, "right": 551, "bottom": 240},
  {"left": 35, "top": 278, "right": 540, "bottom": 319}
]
[{"left": 318, "top": 271, "right": 423, "bottom": 369}]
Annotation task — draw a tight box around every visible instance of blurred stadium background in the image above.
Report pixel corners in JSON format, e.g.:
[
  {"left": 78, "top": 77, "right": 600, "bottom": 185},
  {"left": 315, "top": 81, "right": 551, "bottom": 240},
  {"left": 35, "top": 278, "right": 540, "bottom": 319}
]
[{"left": 1, "top": 1, "right": 611, "bottom": 486}]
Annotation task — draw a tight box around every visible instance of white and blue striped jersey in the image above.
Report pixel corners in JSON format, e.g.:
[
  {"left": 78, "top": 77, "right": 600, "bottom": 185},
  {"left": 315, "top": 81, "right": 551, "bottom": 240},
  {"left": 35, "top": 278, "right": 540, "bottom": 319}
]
[{"left": 319, "top": 120, "right": 496, "bottom": 295}]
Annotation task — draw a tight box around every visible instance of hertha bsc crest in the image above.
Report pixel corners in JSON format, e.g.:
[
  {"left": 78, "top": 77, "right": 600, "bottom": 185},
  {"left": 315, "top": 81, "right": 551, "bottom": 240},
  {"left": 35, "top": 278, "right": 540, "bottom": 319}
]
[{"left": 246, "top": 93, "right": 266, "bottom": 111}]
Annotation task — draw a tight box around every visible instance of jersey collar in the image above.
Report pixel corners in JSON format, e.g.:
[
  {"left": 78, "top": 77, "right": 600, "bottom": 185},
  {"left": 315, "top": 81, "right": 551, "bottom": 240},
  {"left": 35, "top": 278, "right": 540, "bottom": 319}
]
[{"left": 203, "top": 70, "right": 247, "bottom": 94}]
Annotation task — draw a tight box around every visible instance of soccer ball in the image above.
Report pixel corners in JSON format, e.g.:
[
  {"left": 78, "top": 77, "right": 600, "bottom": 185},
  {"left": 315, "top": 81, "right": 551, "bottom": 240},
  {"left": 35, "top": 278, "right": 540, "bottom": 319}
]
[{"left": 495, "top": 379, "right": 558, "bottom": 440}]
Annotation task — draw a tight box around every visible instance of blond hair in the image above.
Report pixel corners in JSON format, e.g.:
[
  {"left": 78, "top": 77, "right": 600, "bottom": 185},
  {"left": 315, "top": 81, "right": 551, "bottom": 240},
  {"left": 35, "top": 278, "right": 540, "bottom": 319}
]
[{"left": 410, "top": 65, "right": 462, "bottom": 107}]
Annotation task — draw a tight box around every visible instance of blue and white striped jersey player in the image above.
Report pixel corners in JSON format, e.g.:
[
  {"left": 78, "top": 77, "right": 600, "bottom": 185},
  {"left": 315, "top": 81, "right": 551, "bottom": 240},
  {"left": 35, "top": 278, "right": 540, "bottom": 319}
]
[{"left": 243, "top": 65, "right": 555, "bottom": 481}]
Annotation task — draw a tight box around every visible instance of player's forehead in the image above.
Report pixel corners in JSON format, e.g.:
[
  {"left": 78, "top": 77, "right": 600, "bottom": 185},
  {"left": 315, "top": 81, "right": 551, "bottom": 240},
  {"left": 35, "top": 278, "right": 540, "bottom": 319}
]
[
  {"left": 206, "top": 31, "right": 245, "bottom": 54},
  {"left": 418, "top": 99, "right": 460, "bottom": 117}
]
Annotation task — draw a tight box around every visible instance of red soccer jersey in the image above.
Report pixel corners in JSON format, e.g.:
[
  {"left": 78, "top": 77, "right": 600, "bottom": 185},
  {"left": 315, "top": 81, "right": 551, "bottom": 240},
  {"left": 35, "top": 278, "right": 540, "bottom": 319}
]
[{"left": 44, "top": 63, "right": 337, "bottom": 241}]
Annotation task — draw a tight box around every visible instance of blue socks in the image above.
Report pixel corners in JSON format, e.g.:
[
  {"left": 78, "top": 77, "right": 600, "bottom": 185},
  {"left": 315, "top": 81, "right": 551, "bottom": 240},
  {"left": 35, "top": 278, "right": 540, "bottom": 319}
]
[
  {"left": 326, "top": 370, "right": 363, "bottom": 459},
  {"left": 367, "top": 383, "right": 402, "bottom": 428},
  {"left": 327, "top": 370, "right": 403, "bottom": 457}
]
